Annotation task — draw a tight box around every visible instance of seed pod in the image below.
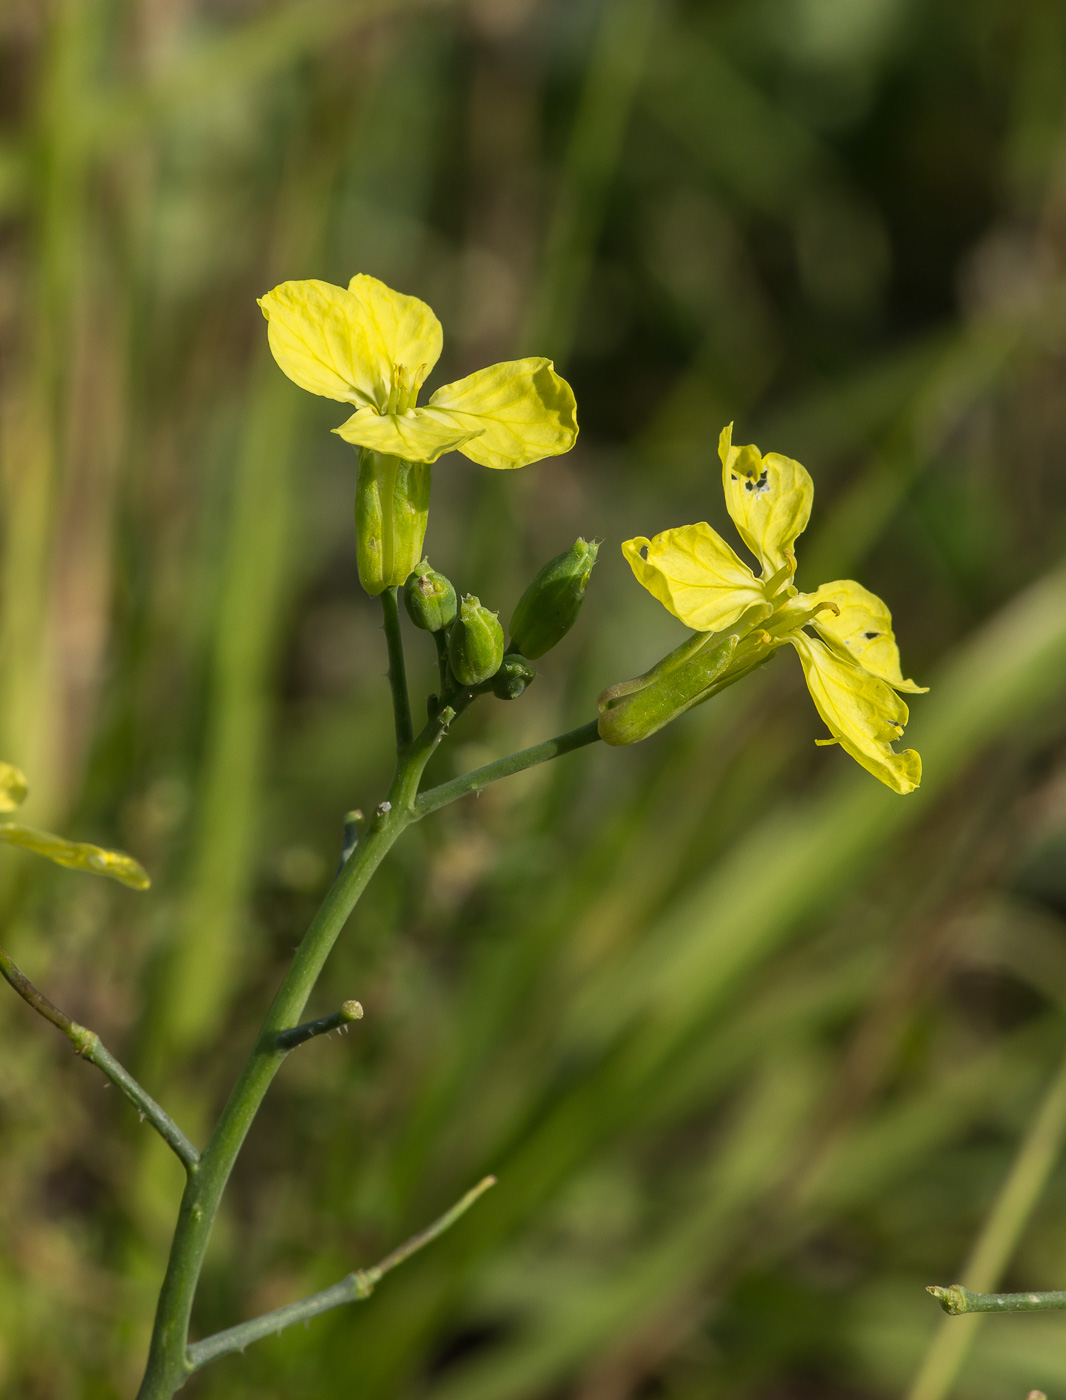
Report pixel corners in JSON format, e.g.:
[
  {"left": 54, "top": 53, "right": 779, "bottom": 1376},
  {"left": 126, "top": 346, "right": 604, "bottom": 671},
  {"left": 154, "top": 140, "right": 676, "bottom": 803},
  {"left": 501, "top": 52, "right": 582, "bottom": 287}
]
[
  {"left": 509, "top": 538, "right": 599, "bottom": 659},
  {"left": 491, "top": 654, "right": 536, "bottom": 700},
  {"left": 355, "top": 450, "right": 430, "bottom": 597},
  {"left": 449, "top": 596, "right": 504, "bottom": 687},
  {"left": 403, "top": 560, "right": 458, "bottom": 632}
]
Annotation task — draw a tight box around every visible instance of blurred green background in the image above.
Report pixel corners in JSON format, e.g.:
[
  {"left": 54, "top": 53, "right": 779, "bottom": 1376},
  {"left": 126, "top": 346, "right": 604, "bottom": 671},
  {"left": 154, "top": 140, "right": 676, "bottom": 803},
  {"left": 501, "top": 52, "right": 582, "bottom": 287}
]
[{"left": 4, "top": 0, "right": 1066, "bottom": 1396}]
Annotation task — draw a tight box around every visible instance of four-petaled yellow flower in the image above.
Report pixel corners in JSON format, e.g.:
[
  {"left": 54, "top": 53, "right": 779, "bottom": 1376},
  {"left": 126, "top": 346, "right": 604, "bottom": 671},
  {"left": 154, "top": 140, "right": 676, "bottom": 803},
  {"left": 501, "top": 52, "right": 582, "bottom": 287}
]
[
  {"left": 621, "top": 425, "right": 927, "bottom": 794},
  {"left": 258, "top": 275, "right": 578, "bottom": 470}
]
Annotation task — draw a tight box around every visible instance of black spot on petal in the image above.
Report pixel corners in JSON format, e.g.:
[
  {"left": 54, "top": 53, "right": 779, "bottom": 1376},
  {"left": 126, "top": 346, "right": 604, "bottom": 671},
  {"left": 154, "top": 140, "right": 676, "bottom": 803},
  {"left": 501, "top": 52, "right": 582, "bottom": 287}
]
[{"left": 863, "top": 631, "right": 880, "bottom": 640}]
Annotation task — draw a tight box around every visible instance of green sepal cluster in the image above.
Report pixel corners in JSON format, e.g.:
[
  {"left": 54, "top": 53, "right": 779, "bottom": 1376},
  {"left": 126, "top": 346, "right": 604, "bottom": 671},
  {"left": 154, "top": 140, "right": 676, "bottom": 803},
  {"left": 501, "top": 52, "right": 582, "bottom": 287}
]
[
  {"left": 404, "top": 559, "right": 458, "bottom": 632},
  {"left": 449, "top": 596, "right": 505, "bottom": 686},
  {"left": 508, "top": 538, "right": 599, "bottom": 659},
  {"left": 491, "top": 654, "right": 536, "bottom": 700},
  {"left": 597, "top": 605, "right": 778, "bottom": 746},
  {"left": 355, "top": 450, "right": 431, "bottom": 597}
]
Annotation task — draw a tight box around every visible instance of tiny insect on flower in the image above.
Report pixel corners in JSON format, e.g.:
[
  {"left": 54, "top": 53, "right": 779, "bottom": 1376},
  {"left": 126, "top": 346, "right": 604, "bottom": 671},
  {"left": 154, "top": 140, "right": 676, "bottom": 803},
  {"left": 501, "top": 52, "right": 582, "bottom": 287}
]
[{"left": 603, "top": 424, "right": 927, "bottom": 794}]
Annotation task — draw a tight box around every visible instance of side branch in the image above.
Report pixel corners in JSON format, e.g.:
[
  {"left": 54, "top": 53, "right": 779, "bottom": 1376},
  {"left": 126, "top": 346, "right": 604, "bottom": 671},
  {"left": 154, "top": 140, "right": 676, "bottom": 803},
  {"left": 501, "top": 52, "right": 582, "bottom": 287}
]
[
  {"left": 381, "top": 586, "right": 413, "bottom": 750},
  {"left": 0, "top": 945, "right": 199, "bottom": 1171},
  {"left": 186, "top": 1175, "right": 496, "bottom": 1372},
  {"left": 274, "top": 998, "right": 363, "bottom": 1050},
  {"left": 929, "top": 1284, "right": 1066, "bottom": 1315},
  {"left": 414, "top": 719, "right": 601, "bottom": 817}
]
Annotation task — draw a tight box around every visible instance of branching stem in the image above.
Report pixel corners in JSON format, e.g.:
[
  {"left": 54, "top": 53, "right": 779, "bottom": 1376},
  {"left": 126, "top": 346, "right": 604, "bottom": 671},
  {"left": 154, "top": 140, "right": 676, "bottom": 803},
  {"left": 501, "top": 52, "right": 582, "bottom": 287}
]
[
  {"left": 0, "top": 945, "right": 199, "bottom": 1171},
  {"left": 274, "top": 999, "right": 363, "bottom": 1051},
  {"left": 186, "top": 1175, "right": 495, "bottom": 1370}
]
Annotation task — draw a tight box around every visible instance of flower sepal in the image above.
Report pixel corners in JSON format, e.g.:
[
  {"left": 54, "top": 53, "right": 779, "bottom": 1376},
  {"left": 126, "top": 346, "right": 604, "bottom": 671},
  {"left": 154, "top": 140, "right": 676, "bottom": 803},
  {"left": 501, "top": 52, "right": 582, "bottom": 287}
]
[
  {"left": 355, "top": 450, "right": 431, "bottom": 596},
  {"left": 598, "top": 605, "right": 778, "bottom": 747}
]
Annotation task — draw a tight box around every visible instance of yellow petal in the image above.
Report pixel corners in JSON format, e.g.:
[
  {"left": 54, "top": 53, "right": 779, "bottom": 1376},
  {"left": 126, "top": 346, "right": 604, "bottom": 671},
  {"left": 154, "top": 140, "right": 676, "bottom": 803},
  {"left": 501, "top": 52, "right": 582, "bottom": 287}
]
[
  {"left": 0, "top": 761, "right": 28, "bottom": 813},
  {"left": 719, "top": 422, "right": 813, "bottom": 576},
  {"left": 808, "top": 579, "right": 927, "bottom": 693},
  {"left": 334, "top": 407, "right": 481, "bottom": 464},
  {"left": 426, "top": 357, "right": 578, "bottom": 470},
  {"left": 0, "top": 824, "right": 151, "bottom": 889},
  {"left": 347, "top": 275, "right": 442, "bottom": 390},
  {"left": 789, "top": 632, "right": 921, "bottom": 794},
  {"left": 258, "top": 279, "right": 384, "bottom": 407},
  {"left": 622, "top": 522, "right": 766, "bottom": 632}
]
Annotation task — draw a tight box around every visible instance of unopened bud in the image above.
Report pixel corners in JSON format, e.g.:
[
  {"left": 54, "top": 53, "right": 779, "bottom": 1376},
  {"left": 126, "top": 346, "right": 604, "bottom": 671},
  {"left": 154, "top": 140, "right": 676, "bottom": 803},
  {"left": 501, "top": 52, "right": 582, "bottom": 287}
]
[
  {"left": 508, "top": 538, "right": 599, "bottom": 659},
  {"left": 355, "top": 450, "right": 430, "bottom": 596},
  {"left": 403, "top": 559, "right": 457, "bottom": 632},
  {"left": 449, "top": 596, "right": 504, "bottom": 687},
  {"left": 598, "top": 608, "right": 777, "bottom": 746},
  {"left": 492, "top": 654, "right": 536, "bottom": 700}
]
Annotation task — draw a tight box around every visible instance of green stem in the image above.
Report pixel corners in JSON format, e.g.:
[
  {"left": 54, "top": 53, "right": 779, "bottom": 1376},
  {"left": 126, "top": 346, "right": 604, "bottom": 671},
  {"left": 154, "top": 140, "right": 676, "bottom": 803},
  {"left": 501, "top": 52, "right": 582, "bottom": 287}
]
[
  {"left": 928, "top": 1285, "right": 1066, "bottom": 1315},
  {"left": 908, "top": 1043, "right": 1066, "bottom": 1400},
  {"left": 186, "top": 1175, "right": 495, "bottom": 1371},
  {"left": 433, "top": 627, "right": 450, "bottom": 693},
  {"left": 381, "top": 586, "right": 413, "bottom": 750},
  {"left": 273, "top": 998, "right": 363, "bottom": 1051},
  {"left": 135, "top": 715, "right": 446, "bottom": 1400},
  {"left": 414, "top": 719, "right": 601, "bottom": 818},
  {"left": 0, "top": 945, "right": 199, "bottom": 1171}
]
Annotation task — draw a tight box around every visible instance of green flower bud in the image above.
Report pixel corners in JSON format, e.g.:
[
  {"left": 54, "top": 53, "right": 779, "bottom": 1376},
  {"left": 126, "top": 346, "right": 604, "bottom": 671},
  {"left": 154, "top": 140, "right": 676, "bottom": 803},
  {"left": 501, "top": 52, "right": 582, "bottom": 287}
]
[
  {"left": 491, "top": 653, "right": 536, "bottom": 700},
  {"left": 508, "top": 538, "right": 599, "bottom": 659},
  {"left": 598, "top": 607, "right": 778, "bottom": 746},
  {"left": 403, "top": 559, "right": 458, "bottom": 632},
  {"left": 449, "top": 595, "right": 505, "bottom": 687},
  {"left": 355, "top": 450, "right": 430, "bottom": 597}
]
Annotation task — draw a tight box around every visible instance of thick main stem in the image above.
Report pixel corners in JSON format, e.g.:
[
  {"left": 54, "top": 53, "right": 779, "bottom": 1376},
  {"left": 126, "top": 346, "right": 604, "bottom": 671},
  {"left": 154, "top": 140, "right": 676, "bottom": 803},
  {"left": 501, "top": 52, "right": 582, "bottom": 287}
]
[{"left": 135, "top": 731, "right": 436, "bottom": 1400}]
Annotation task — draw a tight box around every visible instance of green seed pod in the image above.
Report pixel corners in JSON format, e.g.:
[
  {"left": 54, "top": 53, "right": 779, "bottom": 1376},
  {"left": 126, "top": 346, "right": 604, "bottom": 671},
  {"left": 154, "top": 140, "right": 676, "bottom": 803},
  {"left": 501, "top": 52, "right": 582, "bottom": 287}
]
[
  {"left": 491, "top": 653, "right": 536, "bottom": 700},
  {"left": 597, "top": 606, "right": 778, "bottom": 746},
  {"left": 448, "top": 595, "right": 504, "bottom": 687},
  {"left": 508, "top": 538, "right": 599, "bottom": 659},
  {"left": 355, "top": 450, "right": 430, "bottom": 597},
  {"left": 403, "top": 559, "right": 458, "bottom": 632}
]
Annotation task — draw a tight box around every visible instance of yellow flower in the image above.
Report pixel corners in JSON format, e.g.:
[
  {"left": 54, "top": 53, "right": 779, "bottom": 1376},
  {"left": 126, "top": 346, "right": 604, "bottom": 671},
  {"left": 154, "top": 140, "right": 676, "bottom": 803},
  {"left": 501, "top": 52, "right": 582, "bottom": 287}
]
[
  {"left": 258, "top": 275, "right": 578, "bottom": 469},
  {"left": 0, "top": 762, "right": 150, "bottom": 889},
  {"left": 617, "top": 425, "right": 927, "bottom": 794}
]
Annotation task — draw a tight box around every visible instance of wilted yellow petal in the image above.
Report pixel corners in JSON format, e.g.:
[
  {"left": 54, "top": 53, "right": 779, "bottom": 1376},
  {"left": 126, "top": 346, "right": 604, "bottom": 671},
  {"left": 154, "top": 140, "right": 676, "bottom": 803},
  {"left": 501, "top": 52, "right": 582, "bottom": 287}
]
[
  {"left": 347, "top": 275, "right": 442, "bottom": 388},
  {"left": 426, "top": 358, "right": 578, "bottom": 470},
  {"left": 789, "top": 633, "right": 921, "bottom": 794},
  {"left": 622, "top": 523, "right": 766, "bottom": 632},
  {"left": 0, "top": 761, "right": 27, "bottom": 813},
  {"left": 334, "top": 407, "right": 481, "bottom": 463},
  {"left": 258, "top": 280, "right": 384, "bottom": 407},
  {"left": 808, "top": 579, "right": 927, "bottom": 693},
  {"left": 0, "top": 824, "right": 151, "bottom": 889},
  {"left": 719, "top": 422, "right": 813, "bottom": 576}
]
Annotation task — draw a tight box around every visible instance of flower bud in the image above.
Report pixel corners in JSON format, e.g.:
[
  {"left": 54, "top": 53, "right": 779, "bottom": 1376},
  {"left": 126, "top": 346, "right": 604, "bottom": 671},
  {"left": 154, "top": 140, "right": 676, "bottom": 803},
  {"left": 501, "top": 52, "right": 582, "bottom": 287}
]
[
  {"left": 355, "top": 450, "right": 430, "bottom": 596},
  {"left": 598, "top": 608, "right": 777, "bottom": 746},
  {"left": 491, "top": 653, "right": 536, "bottom": 700},
  {"left": 449, "top": 595, "right": 505, "bottom": 687},
  {"left": 403, "top": 559, "right": 458, "bottom": 632},
  {"left": 508, "top": 538, "right": 599, "bottom": 659}
]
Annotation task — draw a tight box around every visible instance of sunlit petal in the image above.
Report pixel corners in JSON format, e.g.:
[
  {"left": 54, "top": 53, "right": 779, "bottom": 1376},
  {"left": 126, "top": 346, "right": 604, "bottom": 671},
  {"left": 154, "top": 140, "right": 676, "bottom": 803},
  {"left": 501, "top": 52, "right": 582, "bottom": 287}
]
[
  {"left": 347, "top": 275, "right": 442, "bottom": 390},
  {"left": 258, "top": 279, "right": 385, "bottom": 407},
  {"left": 427, "top": 357, "right": 578, "bottom": 469},
  {"left": 809, "top": 579, "right": 927, "bottom": 693},
  {"left": 622, "top": 522, "right": 766, "bottom": 632},
  {"left": 719, "top": 422, "right": 813, "bottom": 576},
  {"left": 789, "top": 632, "right": 921, "bottom": 794},
  {"left": 0, "top": 761, "right": 28, "bottom": 813},
  {"left": 334, "top": 407, "right": 481, "bottom": 463},
  {"left": 0, "top": 824, "right": 151, "bottom": 889}
]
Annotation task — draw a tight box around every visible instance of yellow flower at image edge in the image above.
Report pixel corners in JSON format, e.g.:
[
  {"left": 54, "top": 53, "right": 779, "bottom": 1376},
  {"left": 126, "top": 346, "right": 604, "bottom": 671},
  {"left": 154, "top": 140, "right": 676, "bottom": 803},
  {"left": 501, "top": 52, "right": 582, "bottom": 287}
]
[
  {"left": 613, "top": 425, "right": 927, "bottom": 795},
  {"left": 0, "top": 761, "right": 150, "bottom": 890},
  {"left": 257, "top": 275, "right": 578, "bottom": 470}
]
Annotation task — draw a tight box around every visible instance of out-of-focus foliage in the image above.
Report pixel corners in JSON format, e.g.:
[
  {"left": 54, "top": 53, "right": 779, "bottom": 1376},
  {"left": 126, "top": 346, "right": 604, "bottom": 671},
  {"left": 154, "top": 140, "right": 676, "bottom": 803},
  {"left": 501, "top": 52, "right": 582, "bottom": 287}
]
[{"left": 3, "top": 1, "right": 1066, "bottom": 1397}]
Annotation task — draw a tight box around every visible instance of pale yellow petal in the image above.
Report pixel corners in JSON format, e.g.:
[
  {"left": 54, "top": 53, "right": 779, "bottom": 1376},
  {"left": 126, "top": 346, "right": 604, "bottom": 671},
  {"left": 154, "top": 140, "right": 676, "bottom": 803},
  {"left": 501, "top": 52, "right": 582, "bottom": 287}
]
[
  {"left": 334, "top": 407, "right": 481, "bottom": 464},
  {"left": 809, "top": 579, "right": 927, "bottom": 693},
  {"left": 789, "top": 632, "right": 921, "bottom": 794},
  {"left": 426, "top": 357, "right": 577, "bottom": 469},
  {"left": 622, "top": 523, "right": 766, "bottom": 632},
  {"left": 347, "top": 275, "right": 443, "bottom": 388},
  {"left": 258, "top": 279, "right": 384, "bottom": 407},
  {"left": 0, "top": 761, "right": 27, "bottom": 813},
  {"left": 0, "top": 824, "right": 151, "bottom": 889},
  {"left": 719, "top": 422, "right": 813, "bottom": 576}
]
